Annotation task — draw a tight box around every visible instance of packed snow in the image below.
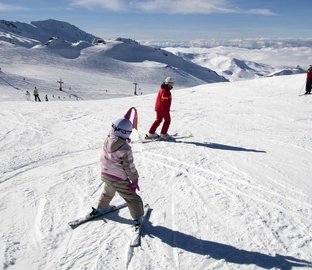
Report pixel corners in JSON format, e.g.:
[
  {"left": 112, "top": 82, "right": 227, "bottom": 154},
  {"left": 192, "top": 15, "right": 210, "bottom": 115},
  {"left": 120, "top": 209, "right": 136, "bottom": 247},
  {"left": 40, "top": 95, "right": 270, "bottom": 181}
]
[
  {"left": 1, "top": 72, "right": 312, "bottom": 269},
  {"left": 0, "top": 19, "right": 312, "bottom": 270}
]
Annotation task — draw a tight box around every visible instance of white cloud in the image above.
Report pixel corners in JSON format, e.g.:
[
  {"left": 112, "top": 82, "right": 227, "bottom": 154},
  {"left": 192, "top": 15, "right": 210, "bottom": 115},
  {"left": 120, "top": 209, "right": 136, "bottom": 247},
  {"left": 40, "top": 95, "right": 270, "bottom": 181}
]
[
  {"left": 71, "top": 0, "right": 125, "bottom": 11},
  {"left": 133, "top": 0, "right": 276, "bottom": 15},
  {"left": 244, "top": 8, "right": 276, "bottom": 16},
  {"left": 70, "top": 0, "right": 276, "bottom": 15},
  {"left": 133, "top": 0, "right": 232, "bottom": 14},
  {"left": 0, "top": 3, "right": 27, "bottom": 11}
]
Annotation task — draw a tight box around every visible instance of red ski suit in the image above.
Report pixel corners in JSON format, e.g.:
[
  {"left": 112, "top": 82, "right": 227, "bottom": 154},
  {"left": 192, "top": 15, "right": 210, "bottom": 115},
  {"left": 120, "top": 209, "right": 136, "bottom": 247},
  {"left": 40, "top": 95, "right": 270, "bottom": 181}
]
[
  {"left": 149, "top": 85, "right": 172, "bottom": 135},
  {"left": 307, "top": 69, "right": 312, "bottom": 80},
  {"left": 306, "top": 68, "right": 312, "bottom": 93}
]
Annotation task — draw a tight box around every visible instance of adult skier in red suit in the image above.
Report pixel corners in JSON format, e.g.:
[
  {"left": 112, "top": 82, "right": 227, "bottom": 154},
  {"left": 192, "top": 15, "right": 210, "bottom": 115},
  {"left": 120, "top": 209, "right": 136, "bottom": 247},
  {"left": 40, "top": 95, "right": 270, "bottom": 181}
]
[{"left": 147, "top": 77, "right": 174, "bottom": 139}]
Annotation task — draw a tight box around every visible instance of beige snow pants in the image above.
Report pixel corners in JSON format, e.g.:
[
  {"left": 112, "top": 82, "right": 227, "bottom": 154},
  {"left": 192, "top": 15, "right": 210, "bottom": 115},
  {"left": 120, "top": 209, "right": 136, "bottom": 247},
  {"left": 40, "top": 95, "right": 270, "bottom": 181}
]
[{"left": 97, "top": 176, "right": 144, "bottom": 219}]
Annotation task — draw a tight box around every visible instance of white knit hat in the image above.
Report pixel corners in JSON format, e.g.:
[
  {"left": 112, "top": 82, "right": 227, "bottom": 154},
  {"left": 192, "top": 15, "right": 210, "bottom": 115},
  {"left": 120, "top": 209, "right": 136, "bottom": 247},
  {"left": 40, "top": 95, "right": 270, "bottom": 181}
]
[{"left": 164, "top": 77, "right": 174, "bottom": 85}]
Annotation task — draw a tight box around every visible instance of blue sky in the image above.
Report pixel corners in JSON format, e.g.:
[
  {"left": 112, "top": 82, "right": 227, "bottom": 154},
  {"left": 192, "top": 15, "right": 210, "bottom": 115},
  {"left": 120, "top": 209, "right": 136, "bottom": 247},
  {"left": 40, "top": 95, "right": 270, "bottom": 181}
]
[{"left": 0, "top": 0, "right": 311, "bottom": 40}]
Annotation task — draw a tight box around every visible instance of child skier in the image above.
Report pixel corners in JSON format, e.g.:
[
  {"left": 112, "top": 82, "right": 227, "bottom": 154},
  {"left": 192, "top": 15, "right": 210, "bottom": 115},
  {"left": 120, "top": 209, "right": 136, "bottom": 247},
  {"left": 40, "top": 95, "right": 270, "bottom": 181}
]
[
  {"left": 25, "top": 90, "right": 31, "bottom": 101},
  {"left": 147, "top": 77, "right": 174, "bottom": 139},
  {"left": 90, "top": 107, "right": 144, "bottom": 226}
]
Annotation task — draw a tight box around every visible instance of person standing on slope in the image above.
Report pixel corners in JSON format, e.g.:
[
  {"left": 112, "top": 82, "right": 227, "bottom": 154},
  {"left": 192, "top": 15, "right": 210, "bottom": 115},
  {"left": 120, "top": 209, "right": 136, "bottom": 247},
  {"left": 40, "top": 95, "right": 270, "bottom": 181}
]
[
  {"left": 33, "top": 86, "right": 41, "bottom": 102},
  {"left": 147, "top": 77, "right": 174, "bottom": 139},
  {"left": 90, "top": 107, "right": 144, "bottom": 227},
  {"left": 25, "top": 90, "right": 31, "bottom": 101},
  {"left": 305, "top": 65, "right": 312, "bottom": 95}
]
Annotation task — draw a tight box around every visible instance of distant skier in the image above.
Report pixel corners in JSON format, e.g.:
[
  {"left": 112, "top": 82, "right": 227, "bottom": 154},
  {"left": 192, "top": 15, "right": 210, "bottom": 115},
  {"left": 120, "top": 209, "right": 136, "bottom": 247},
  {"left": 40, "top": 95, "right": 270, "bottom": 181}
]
[
  {"left": 45, "top": 94, "right": 49, "bottom": 101},
  {"left": 33, "top": 86, "right": 41, "bottom": 102},
  {"left": 305, "top": 65, "right": 312, "bottom": 95},
  {"left": 25, "top": 90, "right": 31, "bottom": 101},
  {"left": 147, "top": 77, "right": 174, "bottom": 139},
  {"left": 90, "top": 107, "right": 144, "bottom": 227}
]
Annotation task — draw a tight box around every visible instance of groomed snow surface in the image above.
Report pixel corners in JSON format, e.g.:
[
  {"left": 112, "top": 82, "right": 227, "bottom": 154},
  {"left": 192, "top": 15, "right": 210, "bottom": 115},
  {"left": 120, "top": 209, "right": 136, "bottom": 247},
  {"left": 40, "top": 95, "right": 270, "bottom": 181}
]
[{"left": 0, "top": 74, "right": 311, "bottom": 270}]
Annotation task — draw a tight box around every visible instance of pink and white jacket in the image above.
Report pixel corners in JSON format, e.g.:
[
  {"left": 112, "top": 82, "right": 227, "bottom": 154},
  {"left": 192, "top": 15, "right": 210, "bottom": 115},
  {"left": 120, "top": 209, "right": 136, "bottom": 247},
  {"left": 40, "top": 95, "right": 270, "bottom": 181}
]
[{"left": 100, "top": 135, "right": 139, "bottom": 181}]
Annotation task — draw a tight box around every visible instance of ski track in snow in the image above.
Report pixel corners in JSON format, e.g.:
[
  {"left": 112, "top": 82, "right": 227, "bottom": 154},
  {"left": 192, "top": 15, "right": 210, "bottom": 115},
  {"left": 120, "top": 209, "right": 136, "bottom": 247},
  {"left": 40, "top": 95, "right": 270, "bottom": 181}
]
[
  {"left": 135, "top": 143, "right": 312, "bottom": 266},
  {"left": 1, "top": 134, "right": 311, "bottom": 270},
  {"left": 1, "top": 75, "right": 312, "bottom": 269}
]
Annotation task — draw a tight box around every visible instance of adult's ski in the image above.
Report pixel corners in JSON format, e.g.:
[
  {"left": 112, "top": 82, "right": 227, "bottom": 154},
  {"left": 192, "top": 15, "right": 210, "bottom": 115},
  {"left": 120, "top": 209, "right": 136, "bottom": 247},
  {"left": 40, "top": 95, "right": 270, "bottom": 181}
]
[
  {"left": 68, "top": 202, "right": 127, "bottom": 229},
  {"left": 299, "top": 92, "right": 311, "bottom": 96},
  {"left": 140, "top": 133, "right": 193, "bottom": 143}
]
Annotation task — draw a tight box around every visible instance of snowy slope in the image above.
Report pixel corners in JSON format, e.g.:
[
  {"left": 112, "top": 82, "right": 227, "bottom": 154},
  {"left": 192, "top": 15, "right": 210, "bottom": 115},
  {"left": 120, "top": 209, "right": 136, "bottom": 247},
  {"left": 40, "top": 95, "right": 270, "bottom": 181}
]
[
  {"left": 0, "top": 40, "right": 226, "bottom": 101},
  {"left": 101, "top": 40, "right": 225, "bottom": 83},
  {"left": 0, "top": 74, "right": 311, "bottom": 270}
]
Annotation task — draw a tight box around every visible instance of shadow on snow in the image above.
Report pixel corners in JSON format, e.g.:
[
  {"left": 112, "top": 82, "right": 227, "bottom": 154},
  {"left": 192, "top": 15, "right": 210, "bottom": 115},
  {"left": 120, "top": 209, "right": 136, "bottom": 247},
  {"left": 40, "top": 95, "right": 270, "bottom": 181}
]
[
  {"left": 169, "top": 138, "right": 266, "bottom": 153},
  {"left": 143, "top": 220, "right": 311, "bottom": 269},
  {"left": 144, "top": 209, "right": 310, "bottom": 269},
  {"left": 99, "top": 210, "right": 311, "bottom": 269}
]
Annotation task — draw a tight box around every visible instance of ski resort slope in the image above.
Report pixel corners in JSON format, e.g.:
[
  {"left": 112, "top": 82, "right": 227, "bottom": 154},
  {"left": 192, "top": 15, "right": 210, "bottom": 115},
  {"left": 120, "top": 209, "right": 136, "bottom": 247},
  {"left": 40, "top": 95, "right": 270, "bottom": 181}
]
[
  {"left": 0, "top": 39, "right": 226, "bottom": 102},
  {"left": 0, "top": 74, "right": 312, "bottom": 270}
]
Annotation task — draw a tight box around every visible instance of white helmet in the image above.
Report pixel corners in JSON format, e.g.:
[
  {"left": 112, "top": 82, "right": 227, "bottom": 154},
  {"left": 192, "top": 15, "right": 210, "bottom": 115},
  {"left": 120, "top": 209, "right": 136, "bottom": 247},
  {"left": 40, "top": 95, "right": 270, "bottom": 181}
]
[
  {"left": 165, "top": 77, "right": 174, "bottom": 86},
  {"left": 111, "top": 118, "right": 133, "bottom": 139}
]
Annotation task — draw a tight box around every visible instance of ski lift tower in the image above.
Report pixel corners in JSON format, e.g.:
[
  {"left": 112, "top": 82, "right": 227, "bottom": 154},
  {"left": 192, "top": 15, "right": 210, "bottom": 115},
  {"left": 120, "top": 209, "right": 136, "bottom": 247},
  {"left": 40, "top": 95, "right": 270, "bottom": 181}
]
[
  {"left": 57, "top": 78, "right": 64, "bottom": 91},
  {"left": 133, "top": 82, "right": 138, "bottom": 95}
]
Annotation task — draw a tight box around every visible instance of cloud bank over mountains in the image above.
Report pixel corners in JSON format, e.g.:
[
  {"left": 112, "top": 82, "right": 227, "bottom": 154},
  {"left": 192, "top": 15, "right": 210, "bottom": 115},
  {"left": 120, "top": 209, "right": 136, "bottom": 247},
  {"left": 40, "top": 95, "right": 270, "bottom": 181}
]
[{"left": 3, "top": 0, "right": 268, "bottom": 15}]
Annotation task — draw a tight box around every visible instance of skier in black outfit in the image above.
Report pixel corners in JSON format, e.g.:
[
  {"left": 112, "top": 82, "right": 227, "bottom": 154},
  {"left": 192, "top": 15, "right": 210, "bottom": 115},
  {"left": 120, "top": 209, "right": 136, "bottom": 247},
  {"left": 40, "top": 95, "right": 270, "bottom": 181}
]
[{"left": 305, "top": 65, "right": 312, "bottom": 95}]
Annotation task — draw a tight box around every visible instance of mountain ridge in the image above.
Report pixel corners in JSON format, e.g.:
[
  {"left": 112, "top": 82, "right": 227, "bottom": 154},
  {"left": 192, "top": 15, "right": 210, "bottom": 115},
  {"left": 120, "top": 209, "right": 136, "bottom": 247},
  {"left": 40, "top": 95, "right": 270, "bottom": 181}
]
[{"left": 0, "top": 19, "right": 99, "bottom": 47}]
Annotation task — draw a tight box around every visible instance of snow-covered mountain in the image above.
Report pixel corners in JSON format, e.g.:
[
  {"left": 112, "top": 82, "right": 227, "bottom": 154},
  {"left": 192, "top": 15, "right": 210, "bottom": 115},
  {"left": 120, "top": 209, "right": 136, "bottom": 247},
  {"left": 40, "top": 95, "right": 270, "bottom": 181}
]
[
  {"left": 164, "top": 46, "right": 309, "bottom": 81},
  {"left": 0, "top": 19, "right": 99, "bottom": 47},
  {"left": 267, "top": 66, "right": 306, "bottom": 77},
  {"left": 0, "top": 41, "right": 227, "bottom": 100},
  {"left": 1, "top": 18, "right": 310, "bottom": 98},
  {"left": 0, "top": 19, "right": 228, "bottom": 101},
  {"left": 167, "top": 50, "right": 275, "bottom": 81}
]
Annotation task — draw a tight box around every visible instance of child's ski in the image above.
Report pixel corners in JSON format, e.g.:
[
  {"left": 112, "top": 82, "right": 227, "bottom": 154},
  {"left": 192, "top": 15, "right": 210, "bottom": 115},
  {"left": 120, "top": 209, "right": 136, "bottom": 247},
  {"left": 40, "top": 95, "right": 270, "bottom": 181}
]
[
  {"left": 130, "top": 204, "right": 151, "bottom": 247},
  {"left": 68, "top": 202, "right": 127, "bottom": 229}
]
